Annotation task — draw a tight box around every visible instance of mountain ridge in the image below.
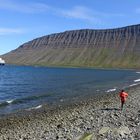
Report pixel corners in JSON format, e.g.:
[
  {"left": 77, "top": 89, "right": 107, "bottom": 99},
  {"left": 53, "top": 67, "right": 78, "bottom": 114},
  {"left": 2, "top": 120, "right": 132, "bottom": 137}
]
[{"left": 2, "top": 24, "right": 140, "bottom": 68}]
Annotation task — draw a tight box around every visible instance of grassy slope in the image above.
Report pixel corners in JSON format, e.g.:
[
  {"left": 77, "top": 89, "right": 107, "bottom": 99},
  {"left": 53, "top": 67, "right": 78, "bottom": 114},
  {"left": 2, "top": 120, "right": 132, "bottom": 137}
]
[{"left": 3, "top": 47, "right": 140, "bottom": 69}]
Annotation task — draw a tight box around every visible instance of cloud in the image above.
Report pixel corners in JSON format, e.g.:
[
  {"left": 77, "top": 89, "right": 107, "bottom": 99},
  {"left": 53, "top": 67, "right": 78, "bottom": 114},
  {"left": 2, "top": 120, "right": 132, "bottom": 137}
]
[
  {"left": 54, "top": 6, "right": 125, "bottom": 24},
  {"left": 0, "top": 0, "right": 125, "bottom": 25},
  {"left": 58, "top": 6, "right": 96, "bottom": 21},
  {"left": 0, "top": 28, "right": 24, "bottom": 35},
  {"left": 53, "top": 6, "right": 103, "bottom": 25},
  {"left": 0, "top": 0, "right": 50, "bottom": 13}
]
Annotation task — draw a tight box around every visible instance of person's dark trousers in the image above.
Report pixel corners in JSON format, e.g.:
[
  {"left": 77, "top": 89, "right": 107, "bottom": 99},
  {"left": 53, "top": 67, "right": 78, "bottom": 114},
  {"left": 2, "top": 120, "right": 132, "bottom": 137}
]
[{"left": 121, "top": 100, "right": 125, "bottom": 110}]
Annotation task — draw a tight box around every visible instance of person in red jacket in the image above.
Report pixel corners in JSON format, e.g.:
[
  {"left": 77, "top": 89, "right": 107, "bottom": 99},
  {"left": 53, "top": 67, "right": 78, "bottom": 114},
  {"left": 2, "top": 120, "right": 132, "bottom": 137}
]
[{"left": 119, "top": 89, "right": 128, "bottom": 110}]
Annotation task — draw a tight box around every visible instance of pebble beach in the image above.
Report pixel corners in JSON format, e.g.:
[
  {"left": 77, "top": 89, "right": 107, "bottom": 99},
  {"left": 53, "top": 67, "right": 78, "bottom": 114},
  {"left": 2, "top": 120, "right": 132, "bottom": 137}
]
[{"left": 0, "top": 85, "right": 140, "bottom": 140}]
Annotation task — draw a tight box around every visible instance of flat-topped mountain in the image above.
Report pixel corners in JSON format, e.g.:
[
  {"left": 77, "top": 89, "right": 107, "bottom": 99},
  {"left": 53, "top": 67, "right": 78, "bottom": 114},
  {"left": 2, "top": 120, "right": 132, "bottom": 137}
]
[{"left": 2, "top": 24, "right": 140, "bottom": 68}]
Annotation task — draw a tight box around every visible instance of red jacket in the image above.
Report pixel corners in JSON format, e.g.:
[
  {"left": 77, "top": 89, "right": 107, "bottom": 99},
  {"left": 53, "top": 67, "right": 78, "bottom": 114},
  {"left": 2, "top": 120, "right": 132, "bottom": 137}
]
[{"left": 119, "top": 92, "right": 128, "bottom": 102}]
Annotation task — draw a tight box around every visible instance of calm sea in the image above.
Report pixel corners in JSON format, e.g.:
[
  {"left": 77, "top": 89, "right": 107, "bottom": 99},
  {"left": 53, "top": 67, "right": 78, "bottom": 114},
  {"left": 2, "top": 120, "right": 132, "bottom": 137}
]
[{"left": 0, "top": 65, "right": 140, "bottom": 115}]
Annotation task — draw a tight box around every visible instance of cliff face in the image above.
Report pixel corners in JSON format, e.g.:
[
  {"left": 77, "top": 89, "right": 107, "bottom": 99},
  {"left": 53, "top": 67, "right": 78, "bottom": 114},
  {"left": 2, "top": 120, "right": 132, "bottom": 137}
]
[{"left": 3, "top": 24, "right": 140, "bottom": 68}]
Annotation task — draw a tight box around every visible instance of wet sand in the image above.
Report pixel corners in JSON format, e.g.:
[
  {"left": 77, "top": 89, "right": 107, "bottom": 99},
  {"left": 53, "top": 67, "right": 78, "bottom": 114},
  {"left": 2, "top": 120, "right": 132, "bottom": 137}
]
[{"left": 0, "top": 85, "right": 140, "bottom": 140}]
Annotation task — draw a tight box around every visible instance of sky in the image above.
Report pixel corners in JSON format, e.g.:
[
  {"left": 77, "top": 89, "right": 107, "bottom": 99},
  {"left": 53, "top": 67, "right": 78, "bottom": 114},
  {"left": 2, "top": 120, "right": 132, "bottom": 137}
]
[{"left": 1, "top": 0, "right": 140, "bottom": 55}]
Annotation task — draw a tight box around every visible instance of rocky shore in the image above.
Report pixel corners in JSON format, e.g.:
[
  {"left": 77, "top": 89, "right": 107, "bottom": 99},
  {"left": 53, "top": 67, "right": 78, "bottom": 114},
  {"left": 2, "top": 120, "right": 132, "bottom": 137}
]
[{"left": 0, "top": 85, "right": 140, "bottom": 140}]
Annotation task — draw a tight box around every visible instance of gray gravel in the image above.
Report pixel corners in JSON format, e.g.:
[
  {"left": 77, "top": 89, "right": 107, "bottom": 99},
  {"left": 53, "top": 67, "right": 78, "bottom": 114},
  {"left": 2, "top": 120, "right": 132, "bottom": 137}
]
[{"left": 0, "top": 85, "right": 140, "bottom": 140}]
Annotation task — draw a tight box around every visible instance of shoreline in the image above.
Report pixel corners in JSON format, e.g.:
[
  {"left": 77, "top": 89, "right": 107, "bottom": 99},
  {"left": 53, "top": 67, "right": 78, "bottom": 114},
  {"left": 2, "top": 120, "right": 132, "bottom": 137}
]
[
  {"left": 0, "top": 80, "right": 139, "bottom": 118},
  {"left": 0, "top": 84, "right": 140, "bottom": 139},
  {"left": 5, "top": 63, "right": 140, "bottom": 71}
]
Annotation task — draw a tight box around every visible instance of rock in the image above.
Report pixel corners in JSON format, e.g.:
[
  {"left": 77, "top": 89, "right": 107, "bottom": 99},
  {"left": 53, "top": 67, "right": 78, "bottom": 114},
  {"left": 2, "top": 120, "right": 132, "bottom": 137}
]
[
  {"left": 111, "top": 128, "right": 119, "bottom": 136},
  {"left": 57, "top": 124, "right": 62, "bottom": 129},
  {"left": 113, "top": 112, "right": 119, "bottom": 117},
  {"left": 129, "top": 123, "right": 137, "bottom": 127},
  {"left": 76, "top": 133, "right": 93, "bottom": 140},
  {"left": 99, "top": 127, "right": 110, "bottom": 135},
  {"left": 117, "top": 126, "right": 131, "bottom": 137}
]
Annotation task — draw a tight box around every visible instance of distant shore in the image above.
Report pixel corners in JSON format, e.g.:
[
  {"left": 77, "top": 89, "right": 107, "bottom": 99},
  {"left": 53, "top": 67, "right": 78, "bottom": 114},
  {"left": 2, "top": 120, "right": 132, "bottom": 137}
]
[
  {"left": 5, "top": 63, "right": 140, "bottom": 71},
  {"left": 0, "top": 84, "right": 140, "bottom": 139}
]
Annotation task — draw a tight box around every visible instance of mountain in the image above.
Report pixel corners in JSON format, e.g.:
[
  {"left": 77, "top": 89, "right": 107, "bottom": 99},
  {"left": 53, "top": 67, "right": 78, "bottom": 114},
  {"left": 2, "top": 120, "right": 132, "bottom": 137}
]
[{"left": 2, "top": 24, "right": 140, "bottom": 68}]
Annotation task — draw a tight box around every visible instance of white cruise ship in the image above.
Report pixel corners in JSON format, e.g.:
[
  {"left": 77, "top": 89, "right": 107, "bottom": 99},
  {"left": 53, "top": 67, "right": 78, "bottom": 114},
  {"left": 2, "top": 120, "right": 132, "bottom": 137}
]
[{"left": 0, "top": 58, "right": 5, "bottom": 65}]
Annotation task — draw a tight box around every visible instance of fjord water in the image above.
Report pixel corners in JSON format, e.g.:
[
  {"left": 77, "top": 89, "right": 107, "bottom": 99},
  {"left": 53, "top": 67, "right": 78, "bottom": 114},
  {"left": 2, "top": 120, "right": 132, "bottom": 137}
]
[{"left": 0, "top": 65, "right": 140, "bottom": 115}]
